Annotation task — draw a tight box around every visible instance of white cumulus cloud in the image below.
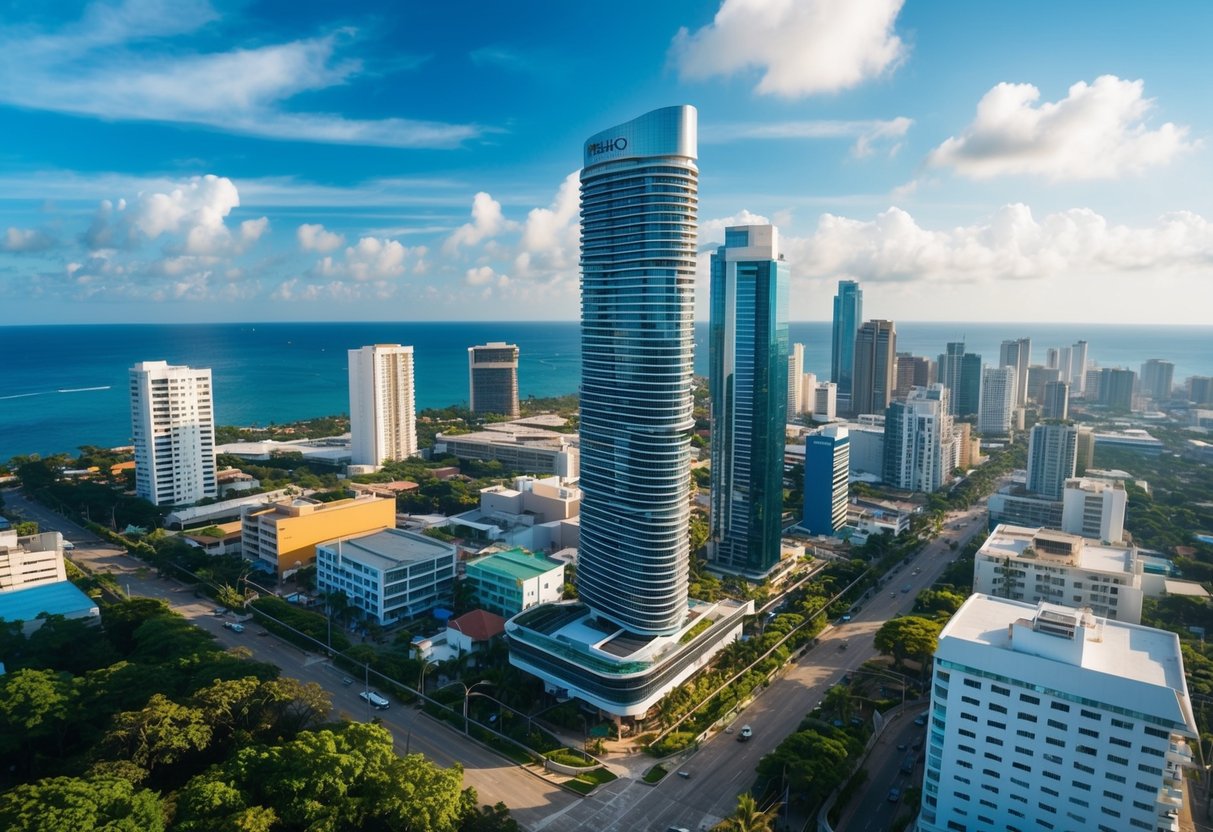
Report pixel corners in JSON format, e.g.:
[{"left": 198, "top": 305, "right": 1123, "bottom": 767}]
[
  {"left": 671, "top": 0, "right": 906, "bottom": 97},
  {"left": 444, "top": 192, "right": 514, "bottom": 254},
  {"left": 927, "top": 75, "right": 1195, "bottom": 180},
  {"left": 297, "top": 222, "right": 346, "bottom": 253},
  {"left": 513, "top": 172, "right": 580, "bottom": 278},
  {"left": 313, "top": 237, "right": 418, "bottom": 282},
  {"left": 3, "top": 227, "right": 56, "bottom": 253}
]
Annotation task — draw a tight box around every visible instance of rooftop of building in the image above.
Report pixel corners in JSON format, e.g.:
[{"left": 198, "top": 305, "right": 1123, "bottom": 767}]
[
  {"left": 0, "top": 530, "right": 61, "bottom": 555},
  {"left": 978, "top": 524, "right": 1135, "bottom": 574},
  {"left": 466, "top": 547, "right": 563, "bottom": 580},
  {"left": 248, "top": 493, "right": 392, "bottom": 520},
  {"left": 940, "top": 594, "right": 1194, "bottom": 731},
  {"left": 181, "top": 521, "right": 242, "bottom": 543},
  {"left": 0, "top": 580, "right": 99, "bottom": 622},
  {"left": 448, "top": 609, "right": 507, "bottom": 642},
  {"left": 318, "top": 528, "right": 454, "bottom": 571},
  {"left": 437, "top": 423, "right": 576, "bottom": 448}
]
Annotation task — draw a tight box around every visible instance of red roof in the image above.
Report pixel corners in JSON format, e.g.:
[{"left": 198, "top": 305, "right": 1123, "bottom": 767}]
[{"left": 448, "top": 609, "right": 506, "bottom": 642}]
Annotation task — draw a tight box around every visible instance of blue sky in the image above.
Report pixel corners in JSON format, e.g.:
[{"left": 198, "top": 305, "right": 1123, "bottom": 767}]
[{"left": 2, "top": 0, "right": 1212, "bottom": 324}]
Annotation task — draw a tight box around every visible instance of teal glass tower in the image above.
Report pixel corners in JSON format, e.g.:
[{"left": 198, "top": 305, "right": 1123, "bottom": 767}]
[
  {"left": 577, "top": 105, "right": 698, "bottom": 636},
  {"left": 831, "top": 280, "right": 863, "bottom": 400},
  {"left": 707, "top": 225, "right": 789, "bottom": 577}
]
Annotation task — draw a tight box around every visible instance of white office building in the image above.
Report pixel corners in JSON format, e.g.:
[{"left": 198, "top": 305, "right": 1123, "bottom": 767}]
[
  {"left": 348, "top": 344, "right": 417, "bottom": 468},
  {"left": 978, "top": 366, "right": 1016, "bottom": 436},
  {"left": 813, "top": 380, "right": 837, "bottom": 422},
  {"left": 971, "top": 524, "right": 1144, "bottom": 622},
  {"left": 0, "top": 530, "right": 66, "bottom": 592},
  {"left": 129, "top": 360, "right": 217, "bottom": 506},
  {"left": 788, "top": 342, "right": 805, "bottom": 416},
  {"left": 1061, "top": 477, "right": 1127, "bottom": 543},
  {"left": 919, "top": 594, "right": 1196, "bottom": 832},
  {"left": 883, "top": 385, "right": 954, "bottom": 493},
  {"left": 315, "top": 528, "right": 457, "bottom": 625}
]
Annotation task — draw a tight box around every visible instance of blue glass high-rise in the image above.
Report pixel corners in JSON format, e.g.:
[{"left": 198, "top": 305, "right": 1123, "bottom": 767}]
[
  {"left": 576, "top": 105, "right": 698, "bottom": 636},
  {"left": 831, "top": 280, "right": 863, "bottom": 400},
  {"left": 707, "top": 225, "right": 788, "bottom": 578}
]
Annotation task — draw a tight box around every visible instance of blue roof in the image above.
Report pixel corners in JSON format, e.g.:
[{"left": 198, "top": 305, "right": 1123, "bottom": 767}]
[{"left": 0, "top": 581, "right": 99, "bottom": 623}]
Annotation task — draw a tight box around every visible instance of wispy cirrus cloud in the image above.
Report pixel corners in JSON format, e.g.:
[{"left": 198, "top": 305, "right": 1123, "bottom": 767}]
[
  {"left": 927, "top": 75, "right": 1196, "bottom": 181},
  {"left": 0, "top": 0, "right": 485, "bottom": 148},
  {"left": 671, "top": 0, "right": 907, "bottom": 97},
  {"left": 704, "top": 116, "right": 913, "bottom": 157}
]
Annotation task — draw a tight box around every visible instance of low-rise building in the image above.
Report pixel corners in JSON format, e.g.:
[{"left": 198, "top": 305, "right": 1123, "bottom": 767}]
[
  {"left": 918, "top": 595, "right": 1197, "bottom": 832},
  {"left": 1093, "top": 428, "right": 1164, "bottom": 456},
  {"left": 434, "top": 421, "right": 579, "bottom": 478},
  {"left": 216, "top": 467, "right": 260, "bottom": 496},
  {"left": 464, "top": 548, "right": 564, "bottom": 617},
  {"left": 241, "top": 494, "right": 396, "bottom": 578},
  {"left": 315, "top": 528, "right": 456, "bottom": 625},
  {"left": 0, "top": 531, "right": 66, "bottom": 592},
  {"left": 0, "top": 580, "right": 100, "bottom": 634},
  {"left": 446, "top": 609, "right": 507, "bottom": 654},
  {"left": 1061, "top": 476, "right": 1127, "bottom": 542},
  {"left": 181, "top": 521, "right": 244, "bottom": 556}
]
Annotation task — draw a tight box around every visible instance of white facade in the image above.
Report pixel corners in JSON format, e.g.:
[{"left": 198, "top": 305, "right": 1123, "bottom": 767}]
[
  {"left": 978, "top": 365, "right": 1016, "bottom": 436},
  {"left": 883, "top": 385, "right": 954, "bottom": 493},
  {"left": 1026, "top": 422, "right": 1078, "bottom": 499},
  {"left": 920, "top": 595, "right": 1196, "bottom": 832},
  {"left": 129, "top": 360, "right": 217, "bottom": 506},
  {"left": 799, "top": 371, "right": 817, "bottom": 414},
  {"left": 788, "top": 342, "right": 805, "bottom": 415},
  {"left": 972, "top": 524, "right": 1144, "bottom": 622},
  {"left": 315, "top": 528, "right": 456, "bottom": 625},
  {"left": 0, "top": 531, "right": 66, "bottom": 592},
  {"left": 1061, "top": 477, "right": 1127, "bottom": 543},
  {"left": 348, "top": 344, "right": 417, "bottom": 468},
  {"left": 999, "top": 337, "right": 1031, "bottom": 407},
  {"left": 812, "top": 380, "right": 837, "bottom": 421}
]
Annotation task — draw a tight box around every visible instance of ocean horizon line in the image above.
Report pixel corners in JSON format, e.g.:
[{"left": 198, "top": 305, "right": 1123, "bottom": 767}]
[{"left": 3, "top": 319, "right": 1211, "bottom": 329}]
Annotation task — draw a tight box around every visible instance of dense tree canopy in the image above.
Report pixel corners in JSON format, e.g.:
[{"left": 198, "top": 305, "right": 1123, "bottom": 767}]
[{"left": 874, "top": 616, "right": 943, "bottom": 666}]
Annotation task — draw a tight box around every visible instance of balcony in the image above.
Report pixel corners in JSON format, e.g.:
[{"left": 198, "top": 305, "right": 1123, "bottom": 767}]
[
  {"left": 1167, "top": 740, "right": 1194, "bottom": 766},
  {"left": 1157, "top": 785, "right": 1183, "bottom": 808}
]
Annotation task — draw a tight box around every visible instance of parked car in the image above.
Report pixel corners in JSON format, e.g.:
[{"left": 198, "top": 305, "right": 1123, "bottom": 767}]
[
  {"left": 887, "top": 787, "right": 901, "bottom": 803},
  {"left": 738, "top": 725, "right": 753, "bottom": 741},
  {"left": 222, "top": 622, "right": 245, "bottom": 633}
]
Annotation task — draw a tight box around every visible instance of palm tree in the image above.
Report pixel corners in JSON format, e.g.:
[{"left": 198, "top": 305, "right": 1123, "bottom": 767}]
[{"left": 712, "top": 793, "right": 781, "bottom": 832}]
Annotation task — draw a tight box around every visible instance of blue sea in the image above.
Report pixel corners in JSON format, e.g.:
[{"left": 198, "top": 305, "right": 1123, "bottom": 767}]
[{"left": 1, "top": 321, "right": 1210, "bottom": 462}]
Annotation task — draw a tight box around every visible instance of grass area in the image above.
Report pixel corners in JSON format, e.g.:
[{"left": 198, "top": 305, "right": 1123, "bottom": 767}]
[
  {"left": 642, "top": 764, "right": 668, "bottom": 784},
  {"left": 564, "top": 767, "right": 617, "bottom": 794},
  {"left": 679, "top": 617, "right": 713, "bottom": 644},
  {"left": 545, "top": 748, "right": 594, "bottom": 767}
]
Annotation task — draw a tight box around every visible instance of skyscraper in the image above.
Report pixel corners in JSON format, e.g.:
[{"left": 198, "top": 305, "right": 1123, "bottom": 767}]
[
  {"left": 884, "top": 384, "right": 954, "bottom": 493},
  {"left": 938, "top": 341, "right": 965, "bottom": 414},
  {"left": 348, "top": 344, "right": 418, "bottom": 467},
  {"left": 1042, "top": 379, "right": 1070, "bottom": 420},
  {"left": 999, "top": 337, "right": 1031, "bottom": 407},
  {"left": 1026, "top": 422, "right": 1079, "bottom": 499},
  {"left": 1071, "top": 339, "right": 1089, "bottom": 394},
  {"left": 852, "top": 319, "right": 896, "bottom": 416},
  {"left": 830, "top": 280, "right": 862, "bottom": 405},
  {"left": 978, "top": 366, "right": 1016, "bottom": 436},
  {"left": 468, "top": 342, "right": 520, "bottom": 418},
  {"left": 576, "top": 105, "right": 698, "bottom": 636},
  {"left": 787, "top": 342, "right": 805, "bottom": 416},
  {"left": 1140, "top": 358, "right": 1175, "bottom": 401},
  {"left": 129, "top": 361, "right": 217, "bottom": 506},
  {"left": 1099, "top": 367, "right": 1136, "bottom": 412},
  {"left": 956, "top": 352, "right": 982, "bottom": 417},
  {"left": 708, "top": 224, "right": 789, "bottom": 577},
  {"left": 894, "top": 353, "right": 932, "bottom": 399},
  {"left": 803, "top": 426, "right": 849, "bottom": 535},
  {"left": 1191, "top": 376, "right": 1213, "bottom": 405}
]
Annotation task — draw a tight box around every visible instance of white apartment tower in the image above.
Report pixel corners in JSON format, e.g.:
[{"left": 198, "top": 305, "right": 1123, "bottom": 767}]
[
  {"left": 129, "top": 361, "right": 217, "bottom": 506},
  {"left": 978, "top": 365, "right": 1016, "bottom": 436},
  {"left": 883, "top": 384, "right": 954, "bottom": 493},
  {"left": 919, "top": 594, "right": 1196, "bottom": 832},
  {"left": 999, "top": 337, "right": 1031, "bottom": 407},
  {"left": 788, "top": 342, "right": 805, "bottom": 416},
  {"left": 1061, "top": 477, "right": 1127, "bottom": 543},
  {"left": 349, "top": 344, "right": 417, "bottom": 468},
  {"left": 1027, "top": 422, "right": 1079, "bottom": 499}
]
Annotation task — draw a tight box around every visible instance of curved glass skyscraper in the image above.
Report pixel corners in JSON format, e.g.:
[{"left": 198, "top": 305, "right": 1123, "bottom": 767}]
[{"left": 577, "top": 105, "right": 698, "bottom": 636}]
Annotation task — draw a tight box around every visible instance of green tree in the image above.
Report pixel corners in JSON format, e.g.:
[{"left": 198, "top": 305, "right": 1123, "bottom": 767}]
[
  {"left": 101, "top": 693, "right": 213, "bottom": 776},
  {"left": 459, "top": 801, "right": 521, "bottom": 832},
  {"left": 711, "top": 792, "right": 781, "bottom": 832},
  {"left": 874, "top": 616, "right": 943, "bottom": 667},
  {"left": 0, "top": 668, "right": 76, "bottom": 763},
  {"left": 0, "top": 775, "right": 165, "bottom": 832},
  {"left": 757, "top": 728, "right": 853, "bottom": 810}
]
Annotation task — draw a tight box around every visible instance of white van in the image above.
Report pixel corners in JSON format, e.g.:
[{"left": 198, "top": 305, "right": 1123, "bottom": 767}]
[{"left": 360, "top": 690, "right": 390, "bottom": 710}]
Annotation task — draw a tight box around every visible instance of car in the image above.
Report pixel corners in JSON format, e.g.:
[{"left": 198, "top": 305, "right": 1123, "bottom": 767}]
[
  {"left": 901, "top": 584, "right": 912, "bottom": 593},
  {"left": 887, "top": 787, "right": 901, "bottom": 803},
  {"left": 62, "top": 540, "right": 75, "bottom": 550},
  {"left": 841, "top": 613, "right": 852, "bottom": 622},
  {"left": 914, "top": 713, "right": 928, "bottom": 726},
  {"left": 897, "top": 742, "right": 908, "bottom": 751},
  {"left": 360, "top": 690, "right": 390, "bottom": 710},
  {"left": 838, "top": 640, "right": 849, "bottom": 650},
  {"left": 676, "top": 770, "right": 691, "bottom": 779},
  {"left": 667, "top": 827, "right": 691, "bottom": 832},
  {"left": 738, "top": 725, "right": 753, "bottom": 741},
  {"left": 890, "top": 591, "right": 898, "bottom": 598},
  {"left": 222, "top": 621, "right": 245, "bottom": 633}
]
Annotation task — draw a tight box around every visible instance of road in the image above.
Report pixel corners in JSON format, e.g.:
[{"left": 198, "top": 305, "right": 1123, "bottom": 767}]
[
  {"left": 2, "top": 489, "right": 578, "bottom": 828},
  {"left": 840, "top": 709, "right": 929, "bottom": 832},
  {"left": 531, "top": 502, "right": 990, "bottom": 832}
]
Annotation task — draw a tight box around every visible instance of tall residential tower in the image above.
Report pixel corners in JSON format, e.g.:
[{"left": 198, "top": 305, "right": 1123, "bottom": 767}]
[
  {"left": 468, "top": 342, "right": 521, "bottom": 419},
  {"left": 348, "top": 344, "right": 418, "bottom": 467},
  {"left": 851, "top": 319, "right": 896, "bottom": 416},
  {"left": 831, "top": 280, "right": 862, "bottom": 409},
  {"left": 707, "top": 225, "right": 789, "bottom": 578},
  {"left": 129, "top": 361, "right": 217, "bottom": 506}
]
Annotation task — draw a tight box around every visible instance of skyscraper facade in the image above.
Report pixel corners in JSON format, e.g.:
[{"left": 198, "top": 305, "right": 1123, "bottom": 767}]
[
  {"left": 1191, "top": 376, "right": 1213, "bottom": 405},
  {"left": 956, "top": 352, "right": 983, "bottom": 417},
  {"left": 938, "top": 341, "right": 965, "bottom": 415},
  {"left": 708, "top": 224, "right": 789, "bottom": 578},
  {"left": 830, "top": 280, "right": 862, "bottom": 405},
  {"left": 895, "top": 353, "right": 933, "bottom": 399},
  {"left": 577, "top": 105, "right": 698, "bottom": 636},
  {"left": 1042, "top": 380, "right": 1070, "bottom": 420},
  {"left": 129, "top": 361, "right": 217, "bottom": 506},
  {"left": 1071, "top": 339, "right": 1089, "bottom": 394},
  {"left": 348, "top": 344, "right": 418, "bottom": 467},
  {"left": 787, "top": 342, "right": 805, "bottom": 416},
  {"left": 978, "top": 365, "right": 1016, "bottom": 436},
  {"left": 852, "top": 319, "right": 896, "bottom": 416},
  {"left": 1026, "top": 422, "right": 1079, "bottom": 499},
  {"left": 1140, "top": 358, "right": 1175, "bottom": 401},
  {"left": 803, "top": 426, "right": 849, "bottom": 535},
  {"left": 999, "top": 337, "right": 1031, "bottom": 407},
  {"left": 883, "top": 384, "right": 953, "bottom": 493},
  {"left": 468, "top": 342, "right": 521, "bottom": 418},
  {"left": 1099, "top": 367, "right": 1136, "bottom": 412}
]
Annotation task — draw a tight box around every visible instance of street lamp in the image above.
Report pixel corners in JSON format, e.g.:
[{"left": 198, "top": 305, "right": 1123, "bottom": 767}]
[{"left": 417, "top": 657, "right": 439, "bottom": 697}]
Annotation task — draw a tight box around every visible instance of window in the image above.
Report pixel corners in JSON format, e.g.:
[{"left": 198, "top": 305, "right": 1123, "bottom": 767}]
[
  {"left": 1078, "top": 727, "right": 1099, "bottom": 738},
  {"left": 1069, "top": 796, "right": 1089, "bottom": 807},
  {"left": 1101, "top": 790, "right": 1122, "bottom": 802},
  {"left": 1020, "top": 693, "right": 1040, "bottom": 705},
  {"left": 961, "top": 695, "right": 980, "bottom": 706},
  {"left": 1105, "top": 773, "right": 1126, "bottom": 784},
  {"left": 1043, "top": 770, "right": 1061, "bottom": 781},
  {"left": 1111, "top": 718, "right": 1134, "bottom": 730},
  {"left": 1015, "top": 746, "right": 1034, "bottom": 757},
  {"left": 984, "top": 752, "right": 1003, "bottom": 763},
  {"left": 961, "top": 712, "right": 978, "bottom": 722},
  {"left": 1050, "top": 701, "right": 1071, "bottom": 712},
  {"left": 1138, "top": 764, "right": 1162, "bottom": 776},
  {"left": 1047, "top": 718, "right": 1066, "bottom": 730},
  {"left": 1080, "top": 709, "right": 1102, "bottom": 721},
  {"left": 987, "top": 737, "right": 1004, "bottom": 746},
  {"left": 1108, "top": 754, "right": 1129, "bottom": 766},
  {"left": 1072, "top": 780, "right": 1091, "bottom": 791},
  {"left": 1140, "top": 745, "right": 1165, "bottom": 758},
  {"left": 1018, "top": 712, "right": 1038, "bottom": 723},
  {"left": 1017, "top": 729, "right": 1036, "bottom": 739},
  {"left": 990, "top": 703, "right": 1008, "bottom": 714},
  {"left": 1074, "top": 763, "right": 1095, "bottom": 775},
  {"left": 987, "top": 720, "right": 1006, "bottom": 730},
  {"left": 959, "top": 728, "right": 977, "bottom": 739},
  {"left": 1047, "top": 737, "right": 1066, "bottom": 748},
  {"left": 964, "top": 678, "right": 982, "bottom": 689},
  {"left": 1109, "top": 736, "right": 1130, "bottom": 747},
  {"left": 992, "top": 684, "right": 1010, "bottom": 696},
  {"left": 1012, "top": 762, "right": 1031, "bottom": 772}
]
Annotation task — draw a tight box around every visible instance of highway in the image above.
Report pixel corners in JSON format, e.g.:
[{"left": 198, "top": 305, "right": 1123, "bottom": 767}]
[{"left": 2, "top": 489, "right": 579, "bottom": 828}]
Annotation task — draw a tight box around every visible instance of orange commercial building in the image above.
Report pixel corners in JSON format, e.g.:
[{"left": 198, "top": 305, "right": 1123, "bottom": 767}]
[{"left": 241, "top": 494, "right": 395, "bottom": 577}]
